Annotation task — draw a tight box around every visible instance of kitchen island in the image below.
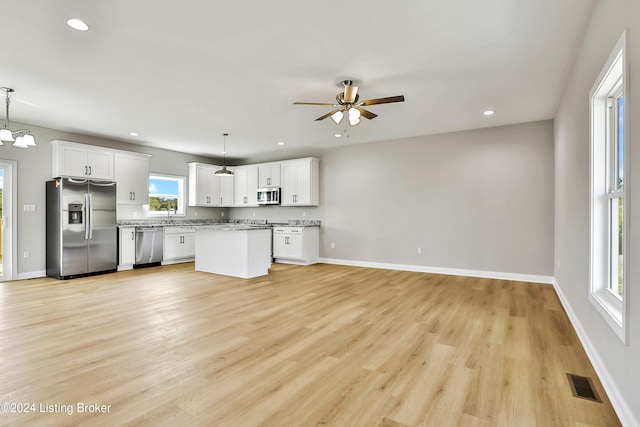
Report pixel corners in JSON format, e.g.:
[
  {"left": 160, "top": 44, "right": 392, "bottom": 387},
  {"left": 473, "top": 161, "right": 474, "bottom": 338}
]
[{"left": 194, "top": 224, "right": 272, "bottom": 279}]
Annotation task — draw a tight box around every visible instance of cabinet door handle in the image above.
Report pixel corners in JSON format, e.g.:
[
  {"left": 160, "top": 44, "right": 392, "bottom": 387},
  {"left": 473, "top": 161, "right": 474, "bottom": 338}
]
[
  {"left": 132, "top": 192, "right": 135, "bottom": 200},
  {"left": 88, "top": 166, "right": 92, "bottom": 176},
  {"left": 267, "top": 177, "right": 271, "bottom": 185},
  {"left": 131, "top": 231, "right": 134, "bottom": 240},
  {"left": 84, "top": 165, "right": 88, "bottom": 175}
]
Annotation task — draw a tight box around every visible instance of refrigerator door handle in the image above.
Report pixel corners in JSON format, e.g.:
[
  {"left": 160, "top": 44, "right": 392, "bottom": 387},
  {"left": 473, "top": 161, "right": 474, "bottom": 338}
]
[
  {"left": 84, "top": 193, "right": 90, "bottom": 240},
  {"left": 88, "top": 193, "right": 94, "bottom": 240}
]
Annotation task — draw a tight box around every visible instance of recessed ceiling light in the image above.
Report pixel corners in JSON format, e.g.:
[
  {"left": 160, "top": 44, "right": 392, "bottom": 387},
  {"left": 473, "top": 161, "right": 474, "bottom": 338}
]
[
  {"left": 129, "top": 132, "right": 139, "bottom": 137},
  {"left": 334, "top": 133, "right": 343, "bottom": 138},
  {"left": 277, "top": 141, "right": 285, "bottom": 146},
  {"left": 67, "top": 18, "right": 89, "bottom": 31},
  {"left": 483, "top": 110, "right": 495, "bottom": 116}
]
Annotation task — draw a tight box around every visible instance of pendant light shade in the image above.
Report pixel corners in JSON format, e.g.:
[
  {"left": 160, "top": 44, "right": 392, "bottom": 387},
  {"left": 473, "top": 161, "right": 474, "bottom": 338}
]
[
  {"left": 330, "top": 110, "right": 344, "bottom": 125},
  {"left": 348, "top": 107, "right": 361, "bottom": 126},
  {"left": 215, "top": 133, "right": 234, "bottom": 177},
  {"left": 0, "top": 127, "right": 13, "bottom": 142},
  {"left": 13, "top": 135, "right": 29, "bottom": 149}
]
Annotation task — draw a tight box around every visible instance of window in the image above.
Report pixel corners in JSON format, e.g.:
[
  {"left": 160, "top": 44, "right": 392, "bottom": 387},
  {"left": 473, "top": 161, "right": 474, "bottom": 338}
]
[
  {"left": 589, "top": 31, "right": 629, "bottom": 344},
  {"left": 148, "top": 174, "right": 186, "bottom": 216}
]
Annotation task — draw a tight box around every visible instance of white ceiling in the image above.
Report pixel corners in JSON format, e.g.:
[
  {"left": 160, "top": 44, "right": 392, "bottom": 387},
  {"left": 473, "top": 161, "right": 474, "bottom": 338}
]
[{"left": 0, "top": 0, "right": 594, "bottom": 163}]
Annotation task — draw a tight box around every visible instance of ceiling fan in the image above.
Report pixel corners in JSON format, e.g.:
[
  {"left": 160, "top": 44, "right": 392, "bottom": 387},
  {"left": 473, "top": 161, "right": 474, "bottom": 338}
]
[{"left": 294, "top": 80, "right": 405, "bottom": 126}]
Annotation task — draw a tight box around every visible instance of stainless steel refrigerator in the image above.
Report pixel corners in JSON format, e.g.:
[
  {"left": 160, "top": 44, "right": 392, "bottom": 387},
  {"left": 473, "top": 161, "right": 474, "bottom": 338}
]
[{"left": 46, "top": 178, "right": 118, "bottom": 279}]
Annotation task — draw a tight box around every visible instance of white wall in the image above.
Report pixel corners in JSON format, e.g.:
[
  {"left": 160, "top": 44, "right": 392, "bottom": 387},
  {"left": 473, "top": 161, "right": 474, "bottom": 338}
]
[
  {"left": 232, "top": 120, "right": 555, "bottom": 279},
  {"left": 554, "top": 0, "right": 640, "bottom": 424}
]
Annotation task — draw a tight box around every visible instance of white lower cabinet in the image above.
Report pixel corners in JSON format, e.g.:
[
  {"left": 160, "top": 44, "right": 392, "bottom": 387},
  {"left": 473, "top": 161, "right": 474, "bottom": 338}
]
[
  {"left": 163, "top": 227, "right": 196, "bottom": 263},
  {"left": 272, "top": 226, "right": 319, "bottom": 265},
  {"left": 118, "top": 227, "right": 136, "bottom": 270}
]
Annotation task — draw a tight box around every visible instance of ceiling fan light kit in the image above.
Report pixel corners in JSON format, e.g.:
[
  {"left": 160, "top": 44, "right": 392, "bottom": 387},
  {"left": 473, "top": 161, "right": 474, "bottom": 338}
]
[
  {"left": 0, "top": 87, "right": 37, "bottom": 148},
  {"left": 294, "top": 79, "right": 404, "bottom": 128}
]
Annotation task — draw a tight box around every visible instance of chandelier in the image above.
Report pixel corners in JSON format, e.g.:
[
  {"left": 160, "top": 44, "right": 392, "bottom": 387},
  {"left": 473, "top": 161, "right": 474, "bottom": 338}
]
[{"left": 0, "top": 87, "right": 36, "bottom": 148}]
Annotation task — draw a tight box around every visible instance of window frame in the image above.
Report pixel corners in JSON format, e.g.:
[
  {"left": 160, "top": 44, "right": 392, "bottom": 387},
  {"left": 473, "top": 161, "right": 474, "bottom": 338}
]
[
  {"left": 589, "top": 30, "right": 629, "bottom": 344},
  {"left": 147, "top": 173, "right": 186, "bottom": 217}
]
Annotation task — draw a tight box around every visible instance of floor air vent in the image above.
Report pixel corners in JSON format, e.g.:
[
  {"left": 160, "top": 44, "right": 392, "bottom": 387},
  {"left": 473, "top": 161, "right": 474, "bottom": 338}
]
[{"left": 567, "top": 373, "right": 602, "bottom": 402}]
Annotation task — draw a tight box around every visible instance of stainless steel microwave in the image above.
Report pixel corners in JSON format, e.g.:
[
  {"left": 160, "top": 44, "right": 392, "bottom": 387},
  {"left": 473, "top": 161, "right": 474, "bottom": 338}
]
[{"left": 257, "top": 187, "right": 280, "bottom": 205}]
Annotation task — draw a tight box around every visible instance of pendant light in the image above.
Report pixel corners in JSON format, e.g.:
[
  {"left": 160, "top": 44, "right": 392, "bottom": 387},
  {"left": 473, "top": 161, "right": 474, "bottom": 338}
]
[
  {"left": 214, "top": 132, "right": 234, "bottom": 177},
  {"left": 0, "top": 87, "right": 37, "bottom": 148}
]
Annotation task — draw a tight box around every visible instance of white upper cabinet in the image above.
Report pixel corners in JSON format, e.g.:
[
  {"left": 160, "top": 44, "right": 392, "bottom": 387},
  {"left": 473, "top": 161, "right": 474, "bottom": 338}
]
[
  {"left": 188, "top": 162, "right": 235, "bottom": 207},
  {"left": 234, "top": 165, "right": 259, "bottom": 206},
  {"left": 114, "top": 151, "right": 150, "bottom": 204},
  {"left": 51, "top": 140, "right": 114, "bottom": 180},
  {"left": 280, "top": 158, "right": 319, "bottom": 206},
  {"left": 219, "top": 172, "right": 235, "bottom": 207},
  {"left": 258, "top": 163, "right": 281, "bottom": 187}
]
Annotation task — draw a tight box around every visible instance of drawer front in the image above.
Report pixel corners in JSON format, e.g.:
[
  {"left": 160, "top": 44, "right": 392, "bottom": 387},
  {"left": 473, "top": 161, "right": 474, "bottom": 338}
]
[
  {"left": 273, "top": 227, "right": 303, "bottom": 234},
  {"left": 164, "top": 227, "right": 195, "bottom": 235}
]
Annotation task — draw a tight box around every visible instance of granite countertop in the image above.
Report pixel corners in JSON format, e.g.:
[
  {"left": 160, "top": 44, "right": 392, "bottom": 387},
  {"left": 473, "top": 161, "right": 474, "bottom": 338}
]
[
  {"left": 269, "top": 220, "right": 320, "bottom": 227},
  {"left": 196, "top": 224, "right": 272, "bottom": 231},
  {"left": 117, "top": 219, "right": 320, "bottom": 228}
]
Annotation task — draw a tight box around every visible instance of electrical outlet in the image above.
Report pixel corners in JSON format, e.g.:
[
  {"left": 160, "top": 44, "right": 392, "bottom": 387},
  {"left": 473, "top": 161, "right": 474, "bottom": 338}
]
[
  {"left": 302, "top": 211, "right": 306, "bottom": 217},
  {"left": 23, "top": 251, "right": 30, "bottom": 259},
  {"left": 221, "top": 211, "right": 225, "bottom": 217},
  {"left": 417, "top": 247, "right": 422, "bottom": 254},
  {"left": 194, "top": 210, "right": 198, "bottom": 217},
  {"left": 331, "top": 242, "right": 335, "bottom": 249},
  {"left": 253, "top": 211, "right": 256, "bottom": 217}
]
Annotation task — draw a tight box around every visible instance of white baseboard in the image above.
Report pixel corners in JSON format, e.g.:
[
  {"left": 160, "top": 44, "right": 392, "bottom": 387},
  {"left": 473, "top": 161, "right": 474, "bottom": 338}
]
[
  {"left": 318, "top": 257, "right": 554, "bottom": 284},
  {"left": 16, "top": 270, "right": 46, "bottom": 280},
  {"left": 552, "top": 278, "right": 638, "bottom": 427},
  {"left": 161, "top": 258, "right": 195, "bottom": 266}
]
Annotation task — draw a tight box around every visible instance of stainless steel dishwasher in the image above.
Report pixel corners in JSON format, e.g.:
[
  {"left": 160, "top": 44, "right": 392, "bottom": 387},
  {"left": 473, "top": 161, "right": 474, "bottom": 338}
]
[{"left": 135, "top": 227, "right": 164, "bottom": 266}]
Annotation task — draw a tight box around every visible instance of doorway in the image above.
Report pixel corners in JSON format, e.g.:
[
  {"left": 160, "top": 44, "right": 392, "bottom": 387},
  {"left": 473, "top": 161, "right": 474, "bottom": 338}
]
[{"left": 0, "top": 160, "right": 16, "bottom": 281}]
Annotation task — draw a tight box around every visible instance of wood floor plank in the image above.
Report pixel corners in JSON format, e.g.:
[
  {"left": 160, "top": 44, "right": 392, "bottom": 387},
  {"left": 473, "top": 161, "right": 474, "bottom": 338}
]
[{"left": 0, "top": 263, "right": 621, "bottom": 426}]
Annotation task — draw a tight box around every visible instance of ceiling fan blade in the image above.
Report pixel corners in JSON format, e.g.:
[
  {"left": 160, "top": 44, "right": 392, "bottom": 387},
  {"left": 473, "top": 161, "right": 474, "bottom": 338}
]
[
  {"left": 356, "top": 107, "right": 377, "bottom": 120},
  {"left": 359, "top": 95, "right": 405, "bottom": 106},
  {"left": 294, "top": 102, "right": 337, "bottom": 106},
  {"left": 343, "top": 84, "right": 359, "bottom": 103},
  {"left": 315, "top": 109, "right": 341, "bottom": 121}
]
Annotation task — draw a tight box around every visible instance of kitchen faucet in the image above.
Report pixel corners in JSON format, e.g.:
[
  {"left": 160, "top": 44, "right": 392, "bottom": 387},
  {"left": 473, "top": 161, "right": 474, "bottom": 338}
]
[{"left": 167, "top": 208, "right": 176, "bottom": 223}]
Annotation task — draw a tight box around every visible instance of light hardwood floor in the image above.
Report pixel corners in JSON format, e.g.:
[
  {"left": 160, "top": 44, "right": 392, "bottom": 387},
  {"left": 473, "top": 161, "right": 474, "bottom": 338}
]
[{"left": 0, "top": 263, "right": 620, "bottom": 426}]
